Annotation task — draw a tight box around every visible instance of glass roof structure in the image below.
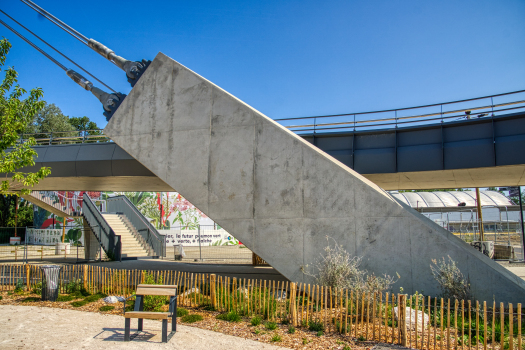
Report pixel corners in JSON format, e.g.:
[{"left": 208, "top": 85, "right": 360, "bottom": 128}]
[{"left": 389, "top": 190, "right": 515, "bottom": 208}]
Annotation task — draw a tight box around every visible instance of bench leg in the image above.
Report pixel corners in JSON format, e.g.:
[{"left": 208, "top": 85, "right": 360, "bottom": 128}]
[
  {"left": 138, "top": 318, "right": 143, "bottom": 331},
  {"left": 162, "top": 319, "right": 168, "bottom": 343},
  {"left": 124, "top": 318, "right": 131, "bottom": 341}
]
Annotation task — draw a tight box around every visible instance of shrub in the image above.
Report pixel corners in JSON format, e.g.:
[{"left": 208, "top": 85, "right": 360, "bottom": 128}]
[
  {"left": 0, "top": 295, "right": 2, "bottom": 301},
  {"left": 250, "top": 316, "right": 262, "bottom": 326},
  {"left": 21, "top": 297, "right": 39, "bottom": 302},
  {"left": 32, "top": 282, "right": 43, "bottom": 295},
  {"left": 70, "top": 300, "right": 87, "bottom": 307},
  {"left": 316, "top": 330, "right": 323, "bottom": 336},
  {"left": 288, "top": 325, "right": 295, "bottom": 334},
  {"left": 57, "top": 295, "right": 75, "bottom": 302},
  {"left": 302, "top": 338, "right": 308, "bottom": 345},
  {"left": 270, "top": 334, "right": 282, "bottom": 342},
  {"left": 302, "top": 237, "right": 396, "bottom": 295},
  {"left": 343, "top": 346, "right": 352, "bottom": 350},
  {"left": 357, "top": 335, "right": 365, "bottom": 341},
  {"left": 308, "top": 320, "right": 324, "bottom": 332},
  {"left": 99, "top": 305, "right": 115, "bottom": 312},
  {"left": 14, "top": 279, "right": 24, "bottom": 294},
  {"left": 201, "top": 304, "right": 215, "bottom": 311},
  {"left": 430, "top": 256, "right": 471, "bottom": 301},
  {"left": 84, "top": 293, "right": 107, "bottom": 303},
  {"left": 182, "top": 314, "right": 203, "bottom": 323},
  {"left": 142, "top": 272, "right": 167, "bottom": 311},
  {"left": 280, "top": 318, "right": 289, "bottom": 325},
  {"left": 216, "top": 311, "right": 241, "bottom": 322},
  {"left": 265, "top": 321, "right": 277, "bottom": 330},
  {"left": 177, "top": 308, "right": 189, "bottom": 317}
]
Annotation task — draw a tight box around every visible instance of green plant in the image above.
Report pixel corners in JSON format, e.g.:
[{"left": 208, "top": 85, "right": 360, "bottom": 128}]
[
  {"left": 181, "top": 314, "right": 203, "bottom": 323},
  {"left": 430, "top": 256, "right": 471, "bottom": 301},
  {"left": 201, "top": 304, "right": 215, "bottom": 311},
  {"left": 254, "top": 329, "right": 261, "bottom": 335},
  {"left": 142, "top": 272, "right": 167, "bottom": 311},
  {"left": 280, "top": 318, "right": 289, "bottom": 325},
  {"left": 0, "top": 295, "right": 2, "bottom": 301},
  {"left": 84, "top": 293, "right": 107, "bottom": 303},
  {"left": 99, "top": 305, "right": 115, "bottom": 312},
  {"left": 301, "top": 319, "right": 308, "bottom": 327},
  {"left": 216, "top": 311, "right": 241, "bottom": 322},
  {"left": 270, "top": 334, "right": 282, "bottom": 342},
  {"left": 57, "top": 294, "right": 75, "bottom": 302},
  {"left": 177, "top": 308, "right": 189, "bottom": 317},
  {"left": 265, "top": 321, "right": 277, "bottom": 330},
  {"left": 343, "top": 346, "right": 352, "bottom": 350},
  {"left": 14, "top": 279, "right": 24, "bottom": 294},
  {"left": 65, "top": 279, "right": 89, "bottom": 296},
  {"left": 316, "top": 330, "right": 323, "bottom": 336},
  {"left": 70, "top": 300, "right": 87, "bottom": 307},
  {"left": 288, "top": 325, "right": 295, "bottom": 334},
  {"left": 20, "top": 297, "right": 39, "bottom": 302},
  {"left": 251, "top": 316, "right": 262, "bottom": 326},
  {"left": 308, "top": 320, "right": 324, "bottom": 332},
  {"left": 302, "top": 338, "right": 309, "bottom": 345},
  {"left": 357, "top": 335, "right": 365, "bottom": 341}
]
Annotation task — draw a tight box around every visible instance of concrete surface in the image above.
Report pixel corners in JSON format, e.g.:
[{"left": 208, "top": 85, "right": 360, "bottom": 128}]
[
  {"left": 104, "top": 52, "right": 525, "bottom": 303},
  {"left": 0, "top": 305, "right": 286, "bottom": 350}
]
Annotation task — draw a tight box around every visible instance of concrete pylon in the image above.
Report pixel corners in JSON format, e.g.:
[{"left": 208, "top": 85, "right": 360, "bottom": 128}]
[{"left": 104, "top": 52, "right": 525, "bottom": 302}]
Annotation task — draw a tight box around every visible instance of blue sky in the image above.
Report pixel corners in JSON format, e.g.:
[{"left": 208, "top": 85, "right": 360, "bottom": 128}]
[{"left": 1, "top": 0, "right": 524, "bottom": 128}]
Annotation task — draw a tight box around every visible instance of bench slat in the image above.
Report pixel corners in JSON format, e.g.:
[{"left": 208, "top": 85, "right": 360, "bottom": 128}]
[
  {"left": 135, "top": 286, "right": 177, "bottom": 296},
  {"left": 125, "top": 311, "right": 170, "bottom": 319}
]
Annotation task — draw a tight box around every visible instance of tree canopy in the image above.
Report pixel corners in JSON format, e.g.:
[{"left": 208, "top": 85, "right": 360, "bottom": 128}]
[{"left": 0, "top": 38, "right": 50, "bottom": 195}]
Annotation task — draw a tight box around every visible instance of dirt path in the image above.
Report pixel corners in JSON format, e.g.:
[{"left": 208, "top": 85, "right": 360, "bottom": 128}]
[{"left": 0, "top": 305, "right": 288, "bottom": 350}]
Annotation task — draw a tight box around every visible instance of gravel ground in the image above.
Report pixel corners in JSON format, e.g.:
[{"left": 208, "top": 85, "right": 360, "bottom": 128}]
[{"left": 0, "top": 305, "right": 288, "bottom": 350}]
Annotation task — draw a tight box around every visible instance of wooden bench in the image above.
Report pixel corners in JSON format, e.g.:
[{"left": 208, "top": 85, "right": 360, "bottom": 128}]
[{"left": 123, "top": 284, "right": 177, "bottom": 343}]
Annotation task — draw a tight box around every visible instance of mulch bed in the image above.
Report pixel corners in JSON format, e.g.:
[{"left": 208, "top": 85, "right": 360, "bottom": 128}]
[{"left": 0, "top": 290, "right": 379, "bottom": 349}]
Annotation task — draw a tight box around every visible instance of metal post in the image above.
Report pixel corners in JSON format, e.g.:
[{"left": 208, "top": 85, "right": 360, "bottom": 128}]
[
  {"left": 476, "top": 188, "right": 485, "bottom": 241},
  {"left": 519, "top": 186, "right": 525, "bottom": 261}
]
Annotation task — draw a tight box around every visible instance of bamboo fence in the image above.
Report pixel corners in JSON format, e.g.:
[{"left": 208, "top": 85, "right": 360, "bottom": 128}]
[{"left": 0, "top": 264, "right": 523, "bottom": 350}]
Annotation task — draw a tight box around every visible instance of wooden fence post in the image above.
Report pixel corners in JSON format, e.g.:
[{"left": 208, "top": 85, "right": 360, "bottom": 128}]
[
  {"left": 210, "top": 274, "right": 217, "bottom": 309},
  {"left": 399, "top": 294, "right": 407, "bottom": 347},
  {"left": 290, "top": 282, "right": 297, "bottom": 326},
  {"left": 25, "top": 264, "right": 30, "bottom": 290},
  {"left": 83, "top": 265, "right": 88, "bottom": 290}
]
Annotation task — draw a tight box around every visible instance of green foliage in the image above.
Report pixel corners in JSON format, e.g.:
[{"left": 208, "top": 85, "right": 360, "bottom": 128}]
[
  {"left": 308, "top": 320, "right": 324, "bottom": 332},
  {"left": 20, "top": 297, "right": 39, "bottom": 302},
  {"left": 142, "top": 271, "right": 168, "bottom": 311},
  {"left": 181, "top": 314, "right": 204, "bottom": 323},
  {"left": 0, "top": 295, "right": 2, "bottom": 301},
  {"left": 32, "top": 282, "right": 42, "bottom": 295},
  {"left": 343, "top": 346, "right": 352, "bottom": 350},
  {"left": 280, "top": 318, "right": 289, "bottom": 325},
  {"left": 201, "top": 304, "right": 215, "bottom": 311},
  {"left": 14, "top": 279, "right": 24, "bottom": 293},
  {"left": 68, "top": 116, "right": 102, "bottom": 139},
  {"left": 316, "top": 330, "right": 323, "bottom": 336},
  {"left": 250, "top": 316, "right": 262, "bottom": 326},
  {"left": 65, "top": 279, "right": 89, "bottom": 296},
  {"left": 302, "top": 338, "right": 308, "bottom": 345},
  {"left": 99, "top": 305, "right": 115, "bottom": 312},
  {"left": 0, "top": 38, "right": 50, "bottom": 195},
  {"left": 216, "top": 311, "right": 241, "bottom": 322},
  {"left": 0, "top": 196, "right": 33, "bottom": 227},
  {"left": 265, "top": 321, "right": 277, "bottom": 330},
  {"left": 288, "top": 325, "right": 295, "bottom": 334},
  {"left": 177, "top": 308, "right": 189, "bottom": 317},
  {"left": 83, "top": 293, "right": 107, "bottom": 303},
  {"left": 270, "top": 334, "right": 282, "bottom": 342},
  {"left": 57, "top": 294, "right": 75, "bottom": 302},
  {"left": 357, "top": 335, "right": 365, "bottom": 341},
  {"left": 70, "top": 300, "right": 87, "bottom": 307},
  {"left": 301, "top": 319, "right": 308, "bottom": 327},
  {"left": 254, "top": 329, "right": 261, "bottom": 335},
  {"left": 430, "top": 256, "right": 471, "bottom": 301}
]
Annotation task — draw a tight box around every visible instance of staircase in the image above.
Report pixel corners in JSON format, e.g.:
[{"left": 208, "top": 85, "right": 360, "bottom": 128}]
[
  {"left": 21, "top": 191, "right": 81, "bottom": 217},
  {"left": 101, "top": 214, "right": 150, "bottom": 258}
]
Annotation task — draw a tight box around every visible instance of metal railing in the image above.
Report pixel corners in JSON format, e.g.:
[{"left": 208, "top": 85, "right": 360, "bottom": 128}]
[
  {"left": 276, "top": 89, "right": 525, "bottom": 134},
  {"left": 82, "top": 193, "right": 121, "bottom": 262},
  {"left": 106, "top": 195, "right": 166, "bottom": 257},
  {"left": 17, "top": 130, "right": 111, "bottom": 145}
]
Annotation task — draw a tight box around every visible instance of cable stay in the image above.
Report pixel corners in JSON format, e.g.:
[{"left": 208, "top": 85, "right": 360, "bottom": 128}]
[
  {"left": 21, "top": 0, "right": 151, "bottom": 88},
  {"left": 0, "top": 15, "right": 125, "bottom": 121}
]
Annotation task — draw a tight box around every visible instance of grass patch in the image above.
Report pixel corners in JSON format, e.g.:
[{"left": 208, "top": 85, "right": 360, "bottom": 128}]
[
  {"left": 254, "top": 329, "right": 261, "bottom": 335},
  {"left": 177, "top": 308, "right": 189, "bottom": 317},
  {"left": 288, "top": 325, "right": 295, "bottom": 334},
  {"left": 20, "top": 297, "right": 40, "bottom": 303},
  {"left": 316, "top": 330, "right": 323, "bottom": 336},
  {"left": 70, "top": 300, "right": 88, "bottom": 307},
  {"left": 250, "top": 316, "right": 262, "bottom": 326},
  {"left": 303, "top": 338, "right": 309, "bottom": 345},
  {"left": 216, "top": 311, "right": 241, "bottom": 322},
  {"left": 201, "top": 304, "right": 215, "bottom": 311},
  {"left": 308, "top": 320, "right": 324, "bottom": 332},
  {"left": 265, "top": 321, "right": 277, "bottom": 330},
  {"left": 343, "top": 346, "right": 352, "bottom": 350},
  {"left": 99, "top": 305, "right": 115, "bottom": 312},
  {"left": 83, "top": 293, "right": 107, "bottom": 303},
  {"left": 0, "top": 295, "right": 2, "bottom": 301},
  {"left": 271, "top": 334, "right": 282, "bottom": 342},
  {"left": 181, "top": 314, "right": 203, "bottom": 323},
  {"left": 57, "top": 295, "right": 76, "bottom": 302}
]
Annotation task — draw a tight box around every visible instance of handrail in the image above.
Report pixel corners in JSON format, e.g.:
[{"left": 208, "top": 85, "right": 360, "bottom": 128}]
[
  {"left": 106, "top": 195, "right": 166, "bottom": 257},
  {"left": 82, "top": 193, "right": 121, "bottom": 261}
]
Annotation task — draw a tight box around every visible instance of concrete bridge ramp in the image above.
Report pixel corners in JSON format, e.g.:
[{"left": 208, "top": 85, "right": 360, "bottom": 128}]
[{"left": 104, "top": 52, "right": 525, "bottom": 303}]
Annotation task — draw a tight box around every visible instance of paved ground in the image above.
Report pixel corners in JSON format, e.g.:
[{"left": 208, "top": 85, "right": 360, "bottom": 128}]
[
  {"left": 0, "top": 305, "right": 288, "bottom": 350},
  {"left": 496, "top": 261, "right": 525, "bottom": 280}
]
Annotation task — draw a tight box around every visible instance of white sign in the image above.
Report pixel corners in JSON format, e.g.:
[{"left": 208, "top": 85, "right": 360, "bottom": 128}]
[
  {"left": 159, "top": 229, "right": 240, "bottom": 247},
  {"left": 26, "top": 228, "right": 84, "bottom": 246}
]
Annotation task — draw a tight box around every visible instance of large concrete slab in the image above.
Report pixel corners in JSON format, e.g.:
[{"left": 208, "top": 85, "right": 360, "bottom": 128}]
[{"left": 104, "top": 52, "right": 525, "bottom": 303}]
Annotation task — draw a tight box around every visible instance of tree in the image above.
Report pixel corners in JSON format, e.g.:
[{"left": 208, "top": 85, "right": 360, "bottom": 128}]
[
  {"left": 0, "top": 38, "right": 51, "bottom": 195},
  {"left": 69, "top": 116, "right": 103, "bottom": 139},
  {"left": 0, "top": 195, "right": 32, "bottom": 227},
  {"left": 24, "top": 102, "right": 76, "bottom": 137}
]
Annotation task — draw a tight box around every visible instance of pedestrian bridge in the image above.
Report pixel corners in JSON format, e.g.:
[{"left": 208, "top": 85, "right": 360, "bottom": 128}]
[{"left": 11, "top": 109, "right": 525, "bottom": 191}]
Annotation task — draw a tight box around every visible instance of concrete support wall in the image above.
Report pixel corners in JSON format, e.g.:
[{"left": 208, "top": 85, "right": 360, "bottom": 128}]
[
  {"left": 83, "top": 218, "right": 105, "bottom": 261},
  {"left": 104, "top": 52, "right": 525, "bottom": 303}
]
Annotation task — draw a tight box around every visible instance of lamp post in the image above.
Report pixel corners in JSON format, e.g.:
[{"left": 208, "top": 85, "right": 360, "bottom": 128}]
[{"left": 475, "top": 188, "right": 485, "bottom": 241}]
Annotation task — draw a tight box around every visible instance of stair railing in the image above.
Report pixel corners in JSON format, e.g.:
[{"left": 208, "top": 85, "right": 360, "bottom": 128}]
[
  {"left": 106, "top": 195, "right": 166, "bottom": 257},
  {"left": 82, "top": 193, "right": 121, "bottom": 261}
]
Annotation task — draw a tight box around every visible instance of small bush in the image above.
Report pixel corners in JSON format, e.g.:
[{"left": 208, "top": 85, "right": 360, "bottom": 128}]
[
  {"left": 302, "top": 338, "right": 309, "bottom": 345},
  {"left": 14, "top": 279, "right": 25, "bottom": 294},
  {"left": 143, "top": 272, "right": 168, "bottom": 311},
  {"left": 0, "top": 295, "right": 2, "bottom": 301},
  {"left": 57, "top": 295, "right": 75, "bottom": 302},
  {"left": 21, "top": 297, "right": 40, "bottom": 302},
  {"left": 71, "top": 300, "right": 88, "bottom": 307},
  {"left": 216, "top": 311, "right": 241, "bottom": 322},
  {"left": 343, "top": 346, "right": 352, "bottom": 350},
  {"left": 177, "top": 308, "right": 189, "bottom": 317},
  {"left": 288, "top": 325, "right": 295, "bottom": 334},
  {"left": 301, "top": 319, "right": 308, "bottom": 327},
  {"left": 431, "top": 256, "right": 471, "bottom": 301},
  {"left": 84, "top": 293, "right": 107, "bottom": 303},
  {"left": 250, "top": 316, "right": 262, "bottom": 326},
  {"left": 280, "top": 318, "right": 289, "bottom": 325},
  {"left": 357, "top": 335, "right": 365, "bottom": 341},
  {"left": 316, "top": 330, "right": 323, "bottom": 336},
  {"left": 308, "top": 320, "right": 324, "bottom": 332},
  {"left": 271, "top": 334, "right": 282, "bottom": 342},
  {"left": 182, "top": 314, "right": 203, "bottom": 323},
  {"left": 254, "top": 329, "right": 261, "bottom": 335},
  {"left": 265, "top": 321, "right": 277, "bottom": 330},
  {"left": 99, "top": 305, "right": 115, "bottom": 312},
  {"left": 201, "top": 304, "right": 215, "bottom": 311}
]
